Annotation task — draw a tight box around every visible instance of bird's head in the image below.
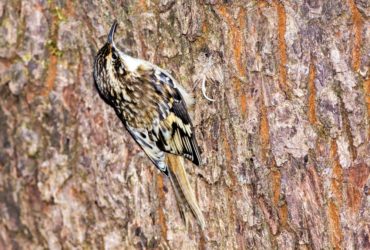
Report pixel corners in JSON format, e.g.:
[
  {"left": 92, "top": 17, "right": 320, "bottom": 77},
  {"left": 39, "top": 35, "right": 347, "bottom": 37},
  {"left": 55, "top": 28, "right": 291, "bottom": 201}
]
[{"left": 94, "top": 20, "right": 126, "bottom": 89}]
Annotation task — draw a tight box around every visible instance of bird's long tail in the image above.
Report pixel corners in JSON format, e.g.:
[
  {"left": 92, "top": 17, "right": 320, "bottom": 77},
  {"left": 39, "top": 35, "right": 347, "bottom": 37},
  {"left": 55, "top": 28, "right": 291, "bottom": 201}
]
[{"left": 166, "top": 154, "right": 206, "bottom": 230}]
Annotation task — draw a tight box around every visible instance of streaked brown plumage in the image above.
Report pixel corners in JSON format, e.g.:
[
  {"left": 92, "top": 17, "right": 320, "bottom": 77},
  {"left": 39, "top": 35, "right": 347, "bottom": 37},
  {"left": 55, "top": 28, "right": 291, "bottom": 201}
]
[{"left": 93, "top": 20, "right": 205, "bottom": 229}]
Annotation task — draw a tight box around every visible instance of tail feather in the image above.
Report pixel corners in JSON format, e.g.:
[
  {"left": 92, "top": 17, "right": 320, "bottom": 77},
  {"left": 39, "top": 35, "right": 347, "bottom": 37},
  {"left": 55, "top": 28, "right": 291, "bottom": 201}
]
[{"left": 166, "top": 154, "right": 206, "bottom": 230}]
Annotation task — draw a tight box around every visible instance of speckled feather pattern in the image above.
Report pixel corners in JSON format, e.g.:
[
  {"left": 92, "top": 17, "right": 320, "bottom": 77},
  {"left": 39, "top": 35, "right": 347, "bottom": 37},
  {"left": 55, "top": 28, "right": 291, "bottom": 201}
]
[
  {"left": 93, "top": 22, "right": 206, "bottom": 229},
  {"left": 93, "top": 34, "right": 201, "bottom": 174}
]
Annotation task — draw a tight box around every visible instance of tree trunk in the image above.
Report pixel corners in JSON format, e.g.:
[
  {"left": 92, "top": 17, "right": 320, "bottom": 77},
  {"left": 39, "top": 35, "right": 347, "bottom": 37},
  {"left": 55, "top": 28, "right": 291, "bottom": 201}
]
[{"left": 0, "top": 0, "right": 369, "bottom": 249}]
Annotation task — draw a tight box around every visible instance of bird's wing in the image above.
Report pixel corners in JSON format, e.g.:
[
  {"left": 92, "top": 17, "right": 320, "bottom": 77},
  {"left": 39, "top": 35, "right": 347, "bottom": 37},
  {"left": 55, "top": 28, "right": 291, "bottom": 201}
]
[
  {"left": 148, "top": 68, "right": 202, "bottom": 166},
  {"left": 118, "top": 60, "right": 202, "bottom": 168},
  {"left": 125, "top": 124, "right": 169, "bottom": 175}
]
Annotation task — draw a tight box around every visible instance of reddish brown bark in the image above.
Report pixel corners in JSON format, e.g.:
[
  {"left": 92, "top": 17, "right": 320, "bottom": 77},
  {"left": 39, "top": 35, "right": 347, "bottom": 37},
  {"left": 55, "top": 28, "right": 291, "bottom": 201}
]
[{"left": 0, "top": 0, "right": 369, "bottom": 249}]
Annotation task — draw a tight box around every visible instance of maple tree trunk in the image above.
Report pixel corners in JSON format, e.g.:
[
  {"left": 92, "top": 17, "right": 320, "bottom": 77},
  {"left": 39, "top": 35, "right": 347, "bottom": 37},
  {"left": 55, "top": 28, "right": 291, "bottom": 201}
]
[{"left": 0, "top": 0, "right": 369, "bottom": 249}]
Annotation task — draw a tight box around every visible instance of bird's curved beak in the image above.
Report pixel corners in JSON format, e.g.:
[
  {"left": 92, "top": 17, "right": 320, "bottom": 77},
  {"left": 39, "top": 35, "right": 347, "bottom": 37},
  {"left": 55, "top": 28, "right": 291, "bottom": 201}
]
[{"left": 108, "top": 20, "right": 118, "bottom": 45}]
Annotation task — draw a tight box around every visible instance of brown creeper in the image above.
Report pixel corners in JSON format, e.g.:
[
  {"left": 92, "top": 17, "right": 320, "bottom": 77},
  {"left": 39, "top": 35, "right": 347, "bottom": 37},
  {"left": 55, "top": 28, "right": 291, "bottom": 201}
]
[{"left": 93, "top": 20, "right": 205, "bottom": 229}]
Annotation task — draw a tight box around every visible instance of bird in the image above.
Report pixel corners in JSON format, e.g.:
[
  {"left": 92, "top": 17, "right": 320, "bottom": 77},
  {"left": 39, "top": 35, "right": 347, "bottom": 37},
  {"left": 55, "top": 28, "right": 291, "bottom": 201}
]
[{"left": 93, "top": 20, "right": 206, "bottom": 229}]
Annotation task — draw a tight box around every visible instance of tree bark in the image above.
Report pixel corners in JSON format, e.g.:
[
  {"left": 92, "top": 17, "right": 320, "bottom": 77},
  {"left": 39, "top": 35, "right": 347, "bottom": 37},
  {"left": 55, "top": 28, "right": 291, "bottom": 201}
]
[{"left": 0, "top": 0, "right": 369, "bottom": 249}]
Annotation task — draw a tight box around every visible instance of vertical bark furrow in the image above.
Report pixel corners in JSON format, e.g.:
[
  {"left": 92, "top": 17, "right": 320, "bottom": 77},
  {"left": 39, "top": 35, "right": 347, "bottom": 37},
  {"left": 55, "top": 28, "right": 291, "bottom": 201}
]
[{"left": 0, "top": 0, "right": 369, "bottom": 249}]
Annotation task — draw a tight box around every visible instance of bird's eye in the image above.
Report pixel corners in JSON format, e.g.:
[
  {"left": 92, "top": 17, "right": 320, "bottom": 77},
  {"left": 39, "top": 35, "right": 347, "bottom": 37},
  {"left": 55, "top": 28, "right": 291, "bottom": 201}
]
[{"left": 112, "top": 52, "right": 117, "bottom": 60}]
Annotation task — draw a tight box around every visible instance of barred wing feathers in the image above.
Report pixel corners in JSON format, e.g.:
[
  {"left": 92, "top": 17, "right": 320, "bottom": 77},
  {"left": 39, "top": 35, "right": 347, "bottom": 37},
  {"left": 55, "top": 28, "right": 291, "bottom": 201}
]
[
  {"left": 118, "top": 58, "right": 202, "bottom": 173},
  {"left": 152, "top": 69, "right": 202, "bottom": 166}
]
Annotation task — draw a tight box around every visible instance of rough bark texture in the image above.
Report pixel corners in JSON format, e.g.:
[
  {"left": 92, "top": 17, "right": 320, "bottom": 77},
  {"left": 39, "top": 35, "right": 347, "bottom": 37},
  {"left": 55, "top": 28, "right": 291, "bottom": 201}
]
[{"left": 0, "top": 0, "right": 369, "bottom": 249}]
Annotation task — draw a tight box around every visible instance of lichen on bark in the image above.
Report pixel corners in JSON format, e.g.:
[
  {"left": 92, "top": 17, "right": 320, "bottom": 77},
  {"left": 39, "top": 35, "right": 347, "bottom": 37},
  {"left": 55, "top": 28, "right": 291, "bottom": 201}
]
[{"left": 0, "top": 0, "right": 369, "bottom": 249}]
